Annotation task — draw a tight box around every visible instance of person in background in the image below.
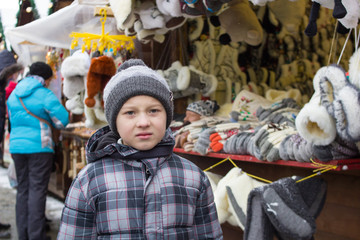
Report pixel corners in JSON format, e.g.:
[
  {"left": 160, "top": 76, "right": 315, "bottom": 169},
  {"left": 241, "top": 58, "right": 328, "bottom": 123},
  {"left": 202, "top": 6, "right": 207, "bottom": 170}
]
[
  {"left": 7, "top": 62, "right": 69, "bottom": 240},
  {"left": 183, "top": 99, "right": 220, "bottom": 124},
  {"left": 57, "top": 59, "right": 223, "bottom": 239},
  {"left": 0, "top": 49, "right": 24, "bottom": 239},
  {"left": 0, "top": 50, "right": 23, "bottom": 158}
]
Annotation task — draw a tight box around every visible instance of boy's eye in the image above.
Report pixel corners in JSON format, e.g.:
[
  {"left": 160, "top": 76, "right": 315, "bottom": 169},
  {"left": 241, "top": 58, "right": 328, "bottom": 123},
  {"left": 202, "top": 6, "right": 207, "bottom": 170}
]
[
  {"left": 149, "top": 109, "right": 160, "bottom": 114},
  {"left": 125, "top": 111, "right": 135, "bottom": 115}
]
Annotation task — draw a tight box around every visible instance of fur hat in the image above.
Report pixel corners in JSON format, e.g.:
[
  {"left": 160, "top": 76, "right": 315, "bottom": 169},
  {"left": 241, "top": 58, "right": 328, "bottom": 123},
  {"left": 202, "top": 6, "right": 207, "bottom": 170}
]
[
  {"left": 187, "top": 100, "right": 220, "bottom": 116},
  {"left": 103, "top": 59, "right": 174, "bottom": 134},
  {"left": 60, "top": 50, "right": 90, "bottom": 99},
  {"left": 29, "top": 62, "right": 53, "bottom": 80},
  {"left": 84, "top": 55, "right": 116, "bottom": 108}
]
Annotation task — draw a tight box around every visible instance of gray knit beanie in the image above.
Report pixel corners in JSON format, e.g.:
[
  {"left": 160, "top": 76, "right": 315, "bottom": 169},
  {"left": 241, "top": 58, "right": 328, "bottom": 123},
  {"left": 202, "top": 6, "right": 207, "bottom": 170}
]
[{"left": 103, "top": 59, "right": 174, "bottom": 134}]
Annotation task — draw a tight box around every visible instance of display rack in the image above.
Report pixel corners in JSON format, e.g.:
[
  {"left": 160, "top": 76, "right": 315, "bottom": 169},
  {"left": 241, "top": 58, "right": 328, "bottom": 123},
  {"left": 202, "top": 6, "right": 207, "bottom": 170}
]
[{"left": 173, "top": 148, "right": 360, "bottom": 171}]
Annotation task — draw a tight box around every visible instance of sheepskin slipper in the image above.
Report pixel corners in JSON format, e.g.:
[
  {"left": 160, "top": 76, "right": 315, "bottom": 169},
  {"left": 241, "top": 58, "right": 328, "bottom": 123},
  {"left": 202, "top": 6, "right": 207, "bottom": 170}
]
[{"left": 295, "top": 94, "right": 336, "bottom": 146}]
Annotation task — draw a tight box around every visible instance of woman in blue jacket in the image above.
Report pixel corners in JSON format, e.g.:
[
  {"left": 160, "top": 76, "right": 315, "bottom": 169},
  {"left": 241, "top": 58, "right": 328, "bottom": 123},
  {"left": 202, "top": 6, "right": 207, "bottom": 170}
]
[{"left": 7, "top": 62, "right": 69, "bottom": 240}]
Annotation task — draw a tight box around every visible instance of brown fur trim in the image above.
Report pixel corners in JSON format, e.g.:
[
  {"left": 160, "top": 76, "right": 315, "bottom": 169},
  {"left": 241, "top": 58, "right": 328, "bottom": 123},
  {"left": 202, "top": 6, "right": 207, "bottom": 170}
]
[{"left": 85, "top": 56, "right": 116, "bottom": 108}]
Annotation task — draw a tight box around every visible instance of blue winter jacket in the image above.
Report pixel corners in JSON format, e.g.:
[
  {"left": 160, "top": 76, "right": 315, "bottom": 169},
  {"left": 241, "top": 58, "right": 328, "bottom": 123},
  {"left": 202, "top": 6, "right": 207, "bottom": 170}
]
[{"left": 7, "top": 75, "right": 69, "bottom": 154}]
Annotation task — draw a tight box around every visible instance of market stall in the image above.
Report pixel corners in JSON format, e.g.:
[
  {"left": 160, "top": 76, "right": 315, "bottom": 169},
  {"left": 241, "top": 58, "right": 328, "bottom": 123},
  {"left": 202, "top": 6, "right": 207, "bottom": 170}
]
[{"left": 3, "top": 0, "right": 360, "bottom": 239}]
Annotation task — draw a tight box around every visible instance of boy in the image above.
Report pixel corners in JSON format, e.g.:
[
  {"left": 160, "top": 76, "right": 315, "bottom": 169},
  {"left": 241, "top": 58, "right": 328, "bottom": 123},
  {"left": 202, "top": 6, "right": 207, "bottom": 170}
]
[{"left": 58, "top": 59, "right": 223, "bottom": 239}]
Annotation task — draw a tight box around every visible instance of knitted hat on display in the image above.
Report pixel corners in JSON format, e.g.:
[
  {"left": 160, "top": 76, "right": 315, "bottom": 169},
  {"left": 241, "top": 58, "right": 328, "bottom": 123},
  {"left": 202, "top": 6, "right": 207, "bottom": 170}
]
[
  {"left": 29, "top": 62, "right": 53, "bottom": 80},
  {"left": 103, "top": 59, "right": 174, "bottom": 134},
  {"left": 187, "top": 100, "right": 220, "bottom": 117}
]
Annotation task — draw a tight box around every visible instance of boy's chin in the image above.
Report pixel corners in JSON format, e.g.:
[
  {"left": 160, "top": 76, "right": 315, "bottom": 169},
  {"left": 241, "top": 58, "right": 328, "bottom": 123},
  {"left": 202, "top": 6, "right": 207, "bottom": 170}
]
[{"left": 133, "top": 142, "right": 158, "bottom": 151}]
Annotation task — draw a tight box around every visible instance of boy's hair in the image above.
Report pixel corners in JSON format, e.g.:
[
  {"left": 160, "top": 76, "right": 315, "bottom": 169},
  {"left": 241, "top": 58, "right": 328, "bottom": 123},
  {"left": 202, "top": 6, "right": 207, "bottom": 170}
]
[{"left": 103, "top": 59, "right": 174, "bottom": 134}]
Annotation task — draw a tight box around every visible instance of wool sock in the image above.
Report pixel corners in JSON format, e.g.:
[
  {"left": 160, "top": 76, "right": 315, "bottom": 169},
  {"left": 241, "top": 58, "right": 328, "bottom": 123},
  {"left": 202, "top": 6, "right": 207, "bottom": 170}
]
[
  {"left": 193, "top": 128, "right": 216, "bottom": 155},
  {"left": 313, "top": 136, "right": 360, "bottom": 162}
]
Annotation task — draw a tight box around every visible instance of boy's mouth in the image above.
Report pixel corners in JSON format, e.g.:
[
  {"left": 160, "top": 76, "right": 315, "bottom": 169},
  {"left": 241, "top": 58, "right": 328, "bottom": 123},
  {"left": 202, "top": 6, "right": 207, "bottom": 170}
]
[{"left": 136, "top": 132, "right": 152, "bottom": 139}]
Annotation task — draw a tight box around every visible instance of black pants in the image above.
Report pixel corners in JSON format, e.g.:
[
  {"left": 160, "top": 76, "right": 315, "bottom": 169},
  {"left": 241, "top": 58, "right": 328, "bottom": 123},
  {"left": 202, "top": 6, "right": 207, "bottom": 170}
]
[{"left": 12, "top": 153, "right": 53, "bottom": 240}]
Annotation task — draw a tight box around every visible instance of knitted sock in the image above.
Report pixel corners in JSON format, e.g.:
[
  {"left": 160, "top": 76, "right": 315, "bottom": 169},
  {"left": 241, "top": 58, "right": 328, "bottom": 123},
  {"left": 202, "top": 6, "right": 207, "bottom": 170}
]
[
  {"left": 266, "top": 107, "right": 299, "bottom": 128},
  {"left": 261, "top": 126, "right": 297, "bottom": 162},
  {"left": 193, "top": 128, "right": 216, "bottom": 155},
  {"left": 279, "top": 133, "right": 313, "bottom": 162},
  {"left": 210, "top": 129, "right": 240, "bottom": 152},
  {"left": 256, "top": 98, "right": 298, "bottom": 121},
  {"left": 279, "top": 134, "right": 293, "bottom": 161},
  {"left": 236, "top": 132, "right": 254, "bottom": 155},
  {"left": 252, "top": 125, "right": 272, "bottom": 160},
  {"left": 313, "top": 136, "right": 360, "bottom": 162}
]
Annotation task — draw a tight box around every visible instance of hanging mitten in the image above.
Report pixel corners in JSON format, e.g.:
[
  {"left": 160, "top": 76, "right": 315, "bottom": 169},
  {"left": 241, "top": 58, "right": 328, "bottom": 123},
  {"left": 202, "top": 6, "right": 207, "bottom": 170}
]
[
  {"left": 305, "top": 2, "right": 320, "bottom": 37},
  {"left": 84, "top": 55, "right": 116, "bottom": 108},
  {"left": 109, "top": 0, "right": 136, "bottom": 31},
  {"left": 333, "top": 0, "right": 347, "bottom": 18},
  {"left": 268, "top": 0, "right": 306, "bottom": 38},
  {"left": 211, "top": 0, "right": 263, "bottom": 46},
  {"left": 157, "top": 61, "right": 184, "bottom": 92},
  {"left": 337, "top": 0, "right": 360, "bottom": 29},
  {"left": 177, "top": 65, "right": 218, "bottom": 97},
  {"left": 136, "top": 2, "right": 166, "bottom": 30},
  {"left": 156, "top": 0, "right": 183, "bottom": 17}
]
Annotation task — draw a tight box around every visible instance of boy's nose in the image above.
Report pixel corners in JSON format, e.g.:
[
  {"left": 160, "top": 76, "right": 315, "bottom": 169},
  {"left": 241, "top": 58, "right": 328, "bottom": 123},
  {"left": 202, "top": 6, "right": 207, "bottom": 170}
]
[{"left": 136, "top": 114, "right": 150, "bottom": 127}]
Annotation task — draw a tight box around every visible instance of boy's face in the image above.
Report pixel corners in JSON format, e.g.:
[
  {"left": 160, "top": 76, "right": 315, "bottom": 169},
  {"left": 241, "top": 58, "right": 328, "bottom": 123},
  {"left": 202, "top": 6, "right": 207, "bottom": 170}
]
[{"left": 116, "top": 95, "right": 167, "bottom": 151}]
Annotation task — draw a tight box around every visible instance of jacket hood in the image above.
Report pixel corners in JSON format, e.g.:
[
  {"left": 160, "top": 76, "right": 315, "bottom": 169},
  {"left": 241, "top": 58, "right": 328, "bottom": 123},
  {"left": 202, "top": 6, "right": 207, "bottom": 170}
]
[
  {"left": 86, "top": 126, "right": 175, "bottom": 163},
  {"left": 14, "top": 76, "right": 44, "bottom": 98}
]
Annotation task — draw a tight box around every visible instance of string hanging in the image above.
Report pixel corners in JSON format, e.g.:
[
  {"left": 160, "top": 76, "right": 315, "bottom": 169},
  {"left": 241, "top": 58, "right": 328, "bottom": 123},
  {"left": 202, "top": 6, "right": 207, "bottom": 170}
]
[{"left": 203, "top": 157, "right": 338, "bottom": 184}]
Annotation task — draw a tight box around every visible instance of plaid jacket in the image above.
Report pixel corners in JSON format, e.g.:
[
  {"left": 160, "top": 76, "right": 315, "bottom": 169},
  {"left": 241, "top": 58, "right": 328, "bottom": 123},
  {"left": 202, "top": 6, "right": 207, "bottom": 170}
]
[{"left": 58, "top": 126, "right": 223, "bottom": 239}]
